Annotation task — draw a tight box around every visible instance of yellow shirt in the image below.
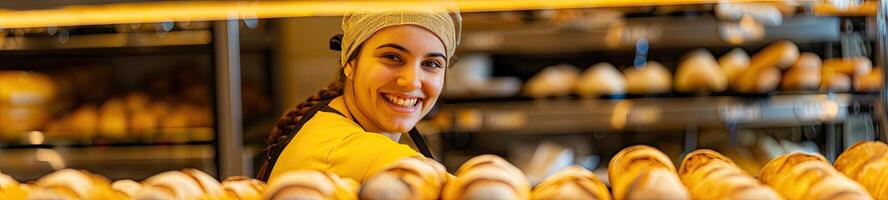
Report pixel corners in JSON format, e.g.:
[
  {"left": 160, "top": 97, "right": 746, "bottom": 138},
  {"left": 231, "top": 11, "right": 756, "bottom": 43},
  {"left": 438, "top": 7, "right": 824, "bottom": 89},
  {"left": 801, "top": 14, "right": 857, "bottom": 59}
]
[{"left": 267, "top": 110, "right": 421, "bottom": 184}]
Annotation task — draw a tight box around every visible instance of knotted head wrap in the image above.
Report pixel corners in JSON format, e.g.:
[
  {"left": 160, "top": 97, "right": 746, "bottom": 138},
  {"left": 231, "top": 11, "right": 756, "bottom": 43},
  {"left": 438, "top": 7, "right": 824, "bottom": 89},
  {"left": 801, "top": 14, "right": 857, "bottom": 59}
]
[{"left": 339, "top": 5, "right": 462, "bottom": 65}]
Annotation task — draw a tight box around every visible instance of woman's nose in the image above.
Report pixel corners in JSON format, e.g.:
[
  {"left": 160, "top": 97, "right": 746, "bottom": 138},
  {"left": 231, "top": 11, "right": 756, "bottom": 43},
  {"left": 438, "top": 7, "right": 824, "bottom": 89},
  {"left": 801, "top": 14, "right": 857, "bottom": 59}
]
[{"left": 396, "top": 64, "right": 421, "bottom": 90}]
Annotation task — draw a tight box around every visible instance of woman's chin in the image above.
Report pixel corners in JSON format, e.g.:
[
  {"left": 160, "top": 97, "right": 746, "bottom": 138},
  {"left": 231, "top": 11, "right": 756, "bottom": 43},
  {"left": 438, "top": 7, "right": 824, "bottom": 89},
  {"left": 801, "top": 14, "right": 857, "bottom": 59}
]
[{"left": 382, "top": 118, "right": 420, "bottom": 133}]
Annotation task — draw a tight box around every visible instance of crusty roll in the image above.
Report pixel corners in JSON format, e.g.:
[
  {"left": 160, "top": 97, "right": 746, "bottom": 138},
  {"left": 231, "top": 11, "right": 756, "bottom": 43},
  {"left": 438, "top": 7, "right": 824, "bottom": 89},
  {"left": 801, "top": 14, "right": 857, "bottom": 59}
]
[
  {"left": 854, "top": 68, "right": 883, "bottom": 93},
  {"left": 608, "top": 145, "right": 689, "bottom": 200},
  {"left": 98, "top": 98, "right": 128, "bottom": 139},
  {"left": 675, "top": 49, "right": 729, "bottom": 93},
  {"left": 262, "top": 170, "right": 359, "bottom": 200},
  {"left": 221, "top": 176, "right": 267, "bottom": 200},
  {"left": 823, "top": 57, "right": 872, "bottom": 77},
  {"left": 111, "top": 179, "right": 142, "bottom": 199},
  {"left": 758, "top": 152, "right": 828, "bottom": 184},
  {"left": 760, "top": 153, "right": 872, "bottom": 200},
  {"left": 733, "top": 66, "right": 781, "bottom": 93},
  {"left": 678, "top": 149, "right": 780, "bottom": 200},
  {"left": 135, "top": 168, "right": 227, "bottom": 200},
  {"left": 442, "top": 154, "right": 530, "bottom": 200},
  {"left": 821, "top": 67, "right": 853, "bottom": 92},
  {"left": 624, "top": 61, "right": 672, "bottom": 95},
  {"left": 576, "top": 63, "right": 626, "bottom": 97},
  {"left": 719, "top": 48, "right": 751, "bottom": 85},
  {"left": 781, "top": 52, "right": 822, "bottom": 90},
  {"left": 524, "top": 64, "right": 580, "bottom": 98},
  {"left": 750, "top": 40, "right": 800, "bottom": 70},
  {"left": 0, "top": 171, "right": 28, "bottom": 200},
  {"left": 531, "top": 166, "right": 610, "bottom": 200},
  {"left": 835, "top": 141, "right": 888, "bottom": 199},
  {"left": 26, "top": 169, "right": 123, "bottom": 200},
  {"left": 360, "top": 157, "right": 449, "bottom": 200}
]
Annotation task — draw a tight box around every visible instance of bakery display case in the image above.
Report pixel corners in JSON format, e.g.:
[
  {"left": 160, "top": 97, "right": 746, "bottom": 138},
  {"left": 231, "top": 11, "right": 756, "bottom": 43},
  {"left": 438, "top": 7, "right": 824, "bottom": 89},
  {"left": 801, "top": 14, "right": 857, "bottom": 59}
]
[{"left": 1, "top": 0, "right": 888, "bottom": 199}]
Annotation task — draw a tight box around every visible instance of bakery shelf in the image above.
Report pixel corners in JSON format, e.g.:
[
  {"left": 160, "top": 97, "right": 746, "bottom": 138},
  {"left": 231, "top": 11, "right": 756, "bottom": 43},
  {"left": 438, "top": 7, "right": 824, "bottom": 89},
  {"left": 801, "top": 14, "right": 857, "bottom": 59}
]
[
  {"left": 0, "top": 30, "right": 213, "bottom": 57},
  {"left": 0, "top": 127, "right": 215, "bottom": 149},
  {"left": 0, "top": 144, "right": 216, "bottom": 181},
  {"left": 436, "top": 93, "right": 878, "bottom": 135},
  {"left": 459, "top": 15, "right": 841, "bottom": 54}
]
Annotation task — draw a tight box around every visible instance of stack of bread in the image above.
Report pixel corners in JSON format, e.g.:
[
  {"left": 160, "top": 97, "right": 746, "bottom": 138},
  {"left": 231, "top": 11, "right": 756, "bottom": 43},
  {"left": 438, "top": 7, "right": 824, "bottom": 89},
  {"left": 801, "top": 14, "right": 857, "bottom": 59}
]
[
  {"left": 0, "top": 71, "right": 56, "bottom": 141},
  {"left": 360, "top": 157, "right": 449, "bottom": 200},
  {"left": 442, "top": 154, "right": 531, "bottom": 200},
  {"left": 624, "top": 61, "right": 673, "bottom": 95},
  {"left": 678, "top": 149, "right": 780, "bottom": 199},
  {"left": 821, "top": 57, "right": 871, "bottom": 92},
  {"left": 781, "top": 52, "right": 822, "bottom": 90},
  {"left": 576, "top": 63, "right": 627, "bottom": 98},
  {"left": 222, "top": 176, "right": 267, "bottom": 200},
  {"left": 110, "top": 179, "right": 142, "bottom": 199},
  {"left": 719, "top": 48, "right": 751, "bottom": 86},
  {"left": 608, "top": 145, "right": 690, "bottom": 200},
  {"left": 531, "top": 166, "right": 611, "bottom": 200},
  {"left": 834, "top": 141, "right": 888, "bottom": 199},
  {"left": 263, "top": 170, "right": 360, "bottom": 200},
  {"left": 524, "top": 64, "right": 580, "bottom": 98},
  {"left": 0, "top": 171, "right": 28, "bottom": 200},
  {"left": 733, "top": 40, "right": 798, "bottom": 93},
  {"left": 674, "top": 50, "right": 729, "bottom": 94},
  {"left": 25, "top": 169, "right": 125, "bottom": 200},
  {"left": 854, "top": 67, "right": 883, "bottom": 92},
  {"left": 134, "top": 168, "right": 228, "bottom": 200},
  {"left": 759, "top": 152, "right": 872, "bottom": 200}
]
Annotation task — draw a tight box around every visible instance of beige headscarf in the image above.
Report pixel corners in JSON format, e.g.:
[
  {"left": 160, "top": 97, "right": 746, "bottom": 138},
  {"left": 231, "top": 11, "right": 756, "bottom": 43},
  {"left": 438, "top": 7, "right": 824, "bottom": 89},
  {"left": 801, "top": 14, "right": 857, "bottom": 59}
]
[{"left": 340, "top": 5, "right": 461, "bottom": 65}]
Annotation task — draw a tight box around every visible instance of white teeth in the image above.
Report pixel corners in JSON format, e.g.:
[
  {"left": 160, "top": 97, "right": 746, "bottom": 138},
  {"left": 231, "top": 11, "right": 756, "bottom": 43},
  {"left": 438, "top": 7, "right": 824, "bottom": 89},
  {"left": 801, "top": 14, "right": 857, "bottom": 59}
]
[{"left": 383, "top": 94, "right": 418, "bottom": 108}]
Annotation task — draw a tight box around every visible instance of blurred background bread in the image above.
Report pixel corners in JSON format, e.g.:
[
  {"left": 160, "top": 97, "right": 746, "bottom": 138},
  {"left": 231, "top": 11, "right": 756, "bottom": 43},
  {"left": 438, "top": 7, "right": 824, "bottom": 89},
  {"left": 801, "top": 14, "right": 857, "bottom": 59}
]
[
  {"left": 576, "top": 62, "right": 626, "bottom": 98},
  {"left": 624, "top": 62, "right": 672, "bottom": 95},
  {"left": 674, "top": 49, "right": 728, "bottom": 94}
]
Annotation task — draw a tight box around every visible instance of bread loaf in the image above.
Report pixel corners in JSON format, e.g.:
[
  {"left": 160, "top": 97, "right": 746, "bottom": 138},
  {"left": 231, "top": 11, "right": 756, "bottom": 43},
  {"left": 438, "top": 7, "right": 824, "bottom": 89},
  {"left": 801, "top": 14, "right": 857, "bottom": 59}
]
[
  {"left": 221, "top": 176, "right": 267, "bottom": 200},
  {"left": 733, "top": 66, "right": 781, "bottom": 93},
  {"left": 675, "top": 49, "right": 729, "bottom": 93},
  {"left": 719, "top": 48, "right": 751, "bottom": 85},
  {"left": 823, "top": 57, "right": 872, "bottom": 77},
  {"left": 0, "top": 171, "right": 28, "bottom": 200},
  {"left": 760, "top": 152, "right": 872, "bottom": 200},
  {"left": 135, "top": 169, "right": 227, "bottom": 200},
  {"left": 111, "top": 179, "right": 142, "bottom": 199},
  {"left": 679, "top": 149, "right": 779, "bottom": 200},
  {"left": 524, "top": 64, "right": 580, "bottom": 98},
  {"left": 750, "top": 40, "right": 799, "bottom": 70},
  {"left": 360, "top": 157, "right": 449, "bottom": 200},
  {"left": 608, "top": 145, "right": 689, "bottom": 200},
  {"left": 262, "top": 170, "right": 359, "bottom": 200},
  {"left": 576, "top": 63, "right": 626, "bottom": 97},
  {"left": 26, "top": 169, "right": 123, "bottom": 200},
  {"left": 781, "top": 52, "right": 822, "bottom": 90},
  {"left": 532, "top": 166, "right": 610, "bottom": 200},
  {"left": 835, "top": 141, "right": 888, "bottom": 199},
  {"left": 624, "top": 61, "right": 672, "bottom": 94},
  {"left": 442, "top": 154, "right": 530, "bottom": 200},
  {"left": 854, "top": 68, "right": 883, "bottom": 92},
  {"left": 821, "top": 67, "right": 853, "bottom": 92}
]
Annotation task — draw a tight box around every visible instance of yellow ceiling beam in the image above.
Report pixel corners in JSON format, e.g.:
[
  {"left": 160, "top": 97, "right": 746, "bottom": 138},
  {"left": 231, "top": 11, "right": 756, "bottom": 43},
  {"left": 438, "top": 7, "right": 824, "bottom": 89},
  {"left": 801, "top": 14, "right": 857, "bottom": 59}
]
[{"left": 0, "top": 0, "right": 814, "bottom": 29}]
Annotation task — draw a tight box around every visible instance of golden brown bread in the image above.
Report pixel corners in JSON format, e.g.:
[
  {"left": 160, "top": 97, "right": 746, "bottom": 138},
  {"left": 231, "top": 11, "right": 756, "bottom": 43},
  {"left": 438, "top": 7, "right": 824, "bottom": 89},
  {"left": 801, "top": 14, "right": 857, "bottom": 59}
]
[
  {"left": 760, "top": 152, "right": 873, "bottom": 200},
  {"left": 834, "top": 141, "right": 888, "bottom": 200},
  {"left": 678, "top": 149, "right": 779, "bottom": 200},
  {"left": 733, "top": 66, "right": 781, "bottom": 94},
  {"left": 675, "top": 49, "right": 729, "bottom": 93},
  {"left": 221, "top": 176, "right": 266, "bottom": 200},
  {"left": 823, "top": 57, "right": 872, "bottom": 77},
  {"left": 524, "top": 64, "right": 580, "bottom": 98},
  {"left": 781, "top": 52, "right": 822, "bottom": 90},
  {"left": 135, "top": 169, "right": 227, "bottom": 200},
  {"left": 758, "top": 152, "right": 828, "bottom": 184},
  {"left": 442, "top": 154, "right": 530, "bottom": 200},
  {"left": 27, "top": 169, "right": 124, "bottom": 200},
  {"left": 576, "top": 63, "right": 626, "bottom": 97},
  {"left": 531, "top": 166, "right": 610, "bottom": 200},
  {"left": 360, "top": 157, "right": 449, "bottom": 200},
  {"left": 854, "top": 68, "right": 883, "bottom": 93},
  {"left": 0, "top": 171, "right": 28, "bottom": 200},
  {"left": 719, "top": 48, "right": 750, "bottom": 85},
  {"left": 262, "top": 170, "right": 359, "bottom": 200},
  {"left": 750, "top": 40, "right": 800, "bottom": 70},
  {"left": 624, "top": 61, "right": 672, "bottom": 94},
  {"left": 608, "top": 145, "right": 689, "bottom": 200}
]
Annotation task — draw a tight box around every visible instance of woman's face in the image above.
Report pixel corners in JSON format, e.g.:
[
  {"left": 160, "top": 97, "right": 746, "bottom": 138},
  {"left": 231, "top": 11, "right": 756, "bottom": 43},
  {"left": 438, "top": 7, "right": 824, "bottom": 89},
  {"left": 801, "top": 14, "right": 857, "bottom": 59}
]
[{"left": 345, "top": 25, "right": 447, "bottom": 133}]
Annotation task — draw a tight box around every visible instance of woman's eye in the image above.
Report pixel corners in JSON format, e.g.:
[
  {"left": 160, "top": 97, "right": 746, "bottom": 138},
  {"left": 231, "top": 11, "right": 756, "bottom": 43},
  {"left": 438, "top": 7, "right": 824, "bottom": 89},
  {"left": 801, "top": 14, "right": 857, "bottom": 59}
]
[
  {"left": 423, "top": 60, "right": 443, "bottom": 69},
  {"left": 382, "top": 53, "right": 402, "bottom": 62}
]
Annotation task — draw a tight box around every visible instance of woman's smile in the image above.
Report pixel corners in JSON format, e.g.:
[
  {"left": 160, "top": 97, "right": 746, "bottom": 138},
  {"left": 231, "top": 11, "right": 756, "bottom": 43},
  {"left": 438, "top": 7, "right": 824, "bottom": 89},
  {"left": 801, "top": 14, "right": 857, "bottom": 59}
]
[{"left": 380, "top": 92, "right": 423, "bottom": 113}]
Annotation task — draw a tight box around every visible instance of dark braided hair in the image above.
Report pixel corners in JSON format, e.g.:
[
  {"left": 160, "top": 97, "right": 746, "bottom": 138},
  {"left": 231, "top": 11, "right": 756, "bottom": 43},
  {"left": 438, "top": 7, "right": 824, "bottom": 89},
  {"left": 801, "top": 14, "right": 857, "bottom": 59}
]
[{"left": 266, "top": 67, "right": 346, "bottom": 149}]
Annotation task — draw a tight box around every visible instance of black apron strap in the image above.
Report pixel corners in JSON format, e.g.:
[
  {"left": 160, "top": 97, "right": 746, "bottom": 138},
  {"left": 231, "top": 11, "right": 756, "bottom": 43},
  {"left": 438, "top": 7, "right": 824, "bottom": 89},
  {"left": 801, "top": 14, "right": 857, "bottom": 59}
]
[
  {"left": 257, "top": 99, "right": 331, "bottom": 181},
  {"left": 257, "top": 99, "right": 436, "bottom": 181}
]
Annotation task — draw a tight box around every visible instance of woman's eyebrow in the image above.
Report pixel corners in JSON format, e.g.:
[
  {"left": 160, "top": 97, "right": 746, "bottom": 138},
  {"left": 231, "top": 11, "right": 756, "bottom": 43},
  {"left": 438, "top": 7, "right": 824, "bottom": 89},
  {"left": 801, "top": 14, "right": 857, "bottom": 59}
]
[
  {"left": 376, "top": 43, "right": 409, "bottom": 53},
  {"left": 426, "top": 52, "right": 445, "bottom": 59}
]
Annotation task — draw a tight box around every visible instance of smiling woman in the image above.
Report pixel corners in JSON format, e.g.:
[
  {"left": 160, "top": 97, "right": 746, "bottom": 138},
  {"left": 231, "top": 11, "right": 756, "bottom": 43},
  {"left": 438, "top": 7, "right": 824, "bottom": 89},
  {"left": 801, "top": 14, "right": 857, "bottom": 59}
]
[{"left": 258, "top": 6, "right": 461, "bottom": 185}]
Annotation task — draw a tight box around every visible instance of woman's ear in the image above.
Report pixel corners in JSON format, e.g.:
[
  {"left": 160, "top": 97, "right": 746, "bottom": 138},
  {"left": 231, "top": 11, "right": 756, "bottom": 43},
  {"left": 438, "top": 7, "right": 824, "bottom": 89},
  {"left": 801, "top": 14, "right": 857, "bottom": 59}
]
[{"left": 343, "top": 62, "right": 355, "bottom": 80}]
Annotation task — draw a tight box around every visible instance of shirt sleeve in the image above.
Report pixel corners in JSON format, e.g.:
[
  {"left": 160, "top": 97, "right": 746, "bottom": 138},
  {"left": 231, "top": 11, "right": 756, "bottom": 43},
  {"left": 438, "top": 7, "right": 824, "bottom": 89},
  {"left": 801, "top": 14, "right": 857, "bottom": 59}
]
[{"left": 326, "top": 131, "right": 421, "bottom": 183}]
